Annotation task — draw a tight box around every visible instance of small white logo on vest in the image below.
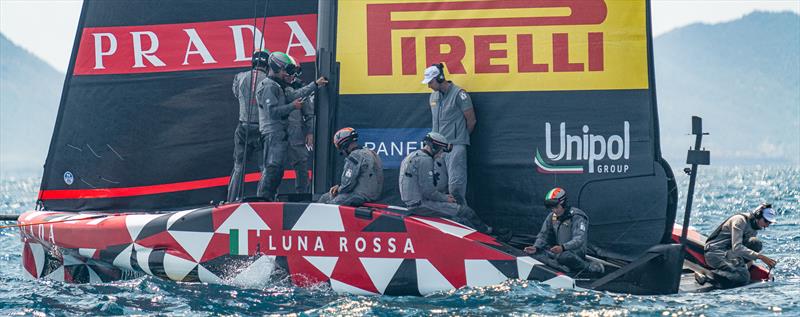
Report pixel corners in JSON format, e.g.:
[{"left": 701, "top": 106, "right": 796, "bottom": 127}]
[
  {"left": 64, "top": 171, "right": 74, "bottom": 185},
  {"left": 459, "top": 91, "right": 467, "bottom": 100}
]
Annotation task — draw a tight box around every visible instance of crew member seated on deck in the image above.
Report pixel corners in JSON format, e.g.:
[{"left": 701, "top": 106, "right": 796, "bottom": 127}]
[
  {"left": 695, "top": 203, "right": 778, "bottom": 288},
  {"left": 524, "top": 188, "right": 604, "bottom": 274},
  {"left": 318, "top": 127, "right": 383, "bottom": 206},
  {"left": 399, "top": 132, "right": 509, "bottom": 240}
]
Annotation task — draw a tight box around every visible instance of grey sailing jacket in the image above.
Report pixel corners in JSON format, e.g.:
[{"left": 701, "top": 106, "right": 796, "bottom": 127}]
[
  {"left": 533, "top": 207, "right": 589, "bottom": 256},
  {"left": 399, "top": 149, "right": 449, "bottom": 206},
  {"left": 232, "top": 69, "right": 267, "bottom": 124},
  {"left": 704, "top": 213, "right": 760, "bottom": 261},
  {"left": 338, "top": 148, "right": 384, "bottom": 201}
]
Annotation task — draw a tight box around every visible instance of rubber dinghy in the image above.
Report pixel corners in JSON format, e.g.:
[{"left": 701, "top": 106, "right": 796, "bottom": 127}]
[{"left": 19, "top": 202, "right": 574, "bottom": 295}]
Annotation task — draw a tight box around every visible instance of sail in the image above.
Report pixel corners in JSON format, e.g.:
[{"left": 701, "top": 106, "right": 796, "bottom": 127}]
[
  {"left": 328, "top": 0, "right": 676, "bottom": 259},
  {"left": 38, "top": 0, "right": 319, "bottom": 211}
]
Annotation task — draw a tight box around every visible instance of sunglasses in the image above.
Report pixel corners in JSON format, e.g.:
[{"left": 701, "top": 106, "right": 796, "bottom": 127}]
[{"left": 544, "top": 199, "right": 560, "bottom": 208}]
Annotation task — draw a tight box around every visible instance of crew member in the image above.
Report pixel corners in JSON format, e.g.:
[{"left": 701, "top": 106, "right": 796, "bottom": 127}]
[
  {"left": 524, "top": 188, "right": 604, "bottom": 274},
  {"left": 255, "top": 52, "right": 326, "bottom": 201},
  {"left": 695, "top": 203, "right": 778, "bottom": 288},
  {"left": 318, "top": 127, "right": 384, "bottom": 206},
  {"left": 226, "top": 49, "right": 270, "bottom": 202},
  {"left": 421, "top": 63, "right": 476, "bottom": 204},
  {"left": 399, "top": 132, "right": 507, "bottom": 239},
  {"left": 284, "top": 58, "right": 318, "bottom": 193}
]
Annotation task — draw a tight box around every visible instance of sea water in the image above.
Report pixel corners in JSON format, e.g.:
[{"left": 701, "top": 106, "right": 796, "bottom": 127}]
[{"left": 1, "top": 166, "right": 797, "bottom": 316}]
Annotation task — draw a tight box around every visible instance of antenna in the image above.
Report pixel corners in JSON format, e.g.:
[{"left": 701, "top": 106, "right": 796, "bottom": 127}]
[{"left": 679, "top": 116, "right": 710, "bottom": 246}]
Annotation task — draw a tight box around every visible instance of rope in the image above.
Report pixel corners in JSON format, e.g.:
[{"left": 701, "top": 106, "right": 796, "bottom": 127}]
[{"left": 235, "top": 0, "right": 270, "bottom": 201}]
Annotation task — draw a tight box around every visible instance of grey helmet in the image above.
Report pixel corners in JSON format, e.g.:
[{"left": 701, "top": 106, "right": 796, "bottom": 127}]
[{"left": 423, "top": 132, "right": 452, "bottom": 154}]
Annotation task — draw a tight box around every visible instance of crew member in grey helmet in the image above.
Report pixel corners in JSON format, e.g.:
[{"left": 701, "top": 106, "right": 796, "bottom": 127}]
[
  {"left": 524, "top": 188, "right": 604, "bottom": 274},
  {"left": 318, "top": 127, "right": 384, "bottom": 206},
  {"left": 226, "top": 49, "right": 270, "bottom": 202},
  {"left": 695, "top": 203, "right": 778, "bottom": 288},
  {"left": 255, "top": 51, "right": 326, "bottom": 201},
  {"left": 399, "top": 132, "right": 509, "bottom": 240},
  {"left": 284, "top": 55, "right": 317, "bottom": 193},
  {"left": 421, "top": 63, "right": 476, "bottom": 205}
]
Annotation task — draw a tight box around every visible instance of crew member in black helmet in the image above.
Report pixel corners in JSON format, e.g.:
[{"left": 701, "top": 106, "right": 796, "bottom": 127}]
[
  {"left": 318, "top": 127, "right": 384, "bottom": 206},
  {"left": 226, "top": 49, "right": 270, "bottom": 202},
  {"left": 695, "top": 203, "right": 778, "bottom": 288},
  {"left": 524, "top": 188, "right": 604, "bottom": 274},
  {"left": 284, "top": 55, "right": 319, "bottom": 193}
]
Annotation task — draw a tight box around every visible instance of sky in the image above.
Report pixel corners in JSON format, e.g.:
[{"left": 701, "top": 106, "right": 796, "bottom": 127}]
[{"left": 1, "top": 0, "right": 799, "bottom": 73}]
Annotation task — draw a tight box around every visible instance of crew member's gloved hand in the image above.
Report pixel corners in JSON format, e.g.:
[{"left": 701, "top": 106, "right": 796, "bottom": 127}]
[
  {"left": 550, "top": 245, "right": 563, "bottom": 254},
  {"left": 316, "top": 77, "right": 329, "bottom": 87},
  {"left": 523, "top": 246, "right": 537, "bottom": 254}
]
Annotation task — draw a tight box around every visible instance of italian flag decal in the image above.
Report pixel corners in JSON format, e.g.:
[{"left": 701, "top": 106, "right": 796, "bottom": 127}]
[{"left": 534, "top": 150, "right": 584, "bottom": 174}]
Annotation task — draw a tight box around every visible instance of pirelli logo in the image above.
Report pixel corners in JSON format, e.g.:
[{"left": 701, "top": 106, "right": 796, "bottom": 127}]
[{"left": 337, "top": 0, "right": 649, "bottom": 94}]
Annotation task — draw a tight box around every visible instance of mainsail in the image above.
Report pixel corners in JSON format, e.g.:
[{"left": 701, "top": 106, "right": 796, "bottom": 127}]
[
  {"left": 324, "top": 0, "right": 676, "bottom": 260},
  {"left": 39, "top": 0, "right": 318, "bottom": 211},
  {"left": 39, "top": 0, "right": 676, "bottom": 261}
]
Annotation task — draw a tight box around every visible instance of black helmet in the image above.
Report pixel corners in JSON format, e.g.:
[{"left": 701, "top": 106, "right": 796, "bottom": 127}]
[
  {"left": 423, "top": 132, "right": 452, "bottom": 154},
  {"left": 252, "top": 50, "right": 270, "bottom": 68},
  {"left": 544, "top": 187, "right": 567, "bottom": 208},
  {"left": 333, "top": 127, "right": 358, "bottom": 152}
]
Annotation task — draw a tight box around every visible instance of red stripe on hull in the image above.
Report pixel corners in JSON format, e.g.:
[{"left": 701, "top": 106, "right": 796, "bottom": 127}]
[{"left": 40, "top": 170, "right": 311, "bottom": 200}]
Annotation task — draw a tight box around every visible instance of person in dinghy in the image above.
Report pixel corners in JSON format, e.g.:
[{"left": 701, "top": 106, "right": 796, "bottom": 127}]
[
  {"left": 695, "top": 203, "right": 778, "bottom": 288},
  {"left": 318, "top": 127, "right": 384, "bottom": 206},
  {"left": 524, "top": 188, "right": 604, "bottom": 274}
]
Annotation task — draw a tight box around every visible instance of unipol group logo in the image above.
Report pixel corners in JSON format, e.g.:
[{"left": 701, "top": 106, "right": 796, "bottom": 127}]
[
  {"left": 535, "top": 121, "right": 630, "bottom": 174},
  {"left": 365, "top": 0, "right": 607, "bottom": 77}
]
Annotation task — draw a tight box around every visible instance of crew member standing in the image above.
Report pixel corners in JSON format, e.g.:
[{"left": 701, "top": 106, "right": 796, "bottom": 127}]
[
  {"left": 524, "top": 188, "right": 604, "bottom": 274},
  {"left": 284, "top": 58, "right": 321, "bottom": 193},
  {"left": 695, "top": 203, "right": 778, "bottom": 288},
  {"left": 318, "top": 127, "right": 383, "bottom": 206},
  {"left": 227, "top": 50, "right": 270, "bottom": 202},
  {"left": 421, "top": 63, "right": 476, "bottom": 204},
  {"left": 255, "top": 52, "right": 325, "bottom": 201}
]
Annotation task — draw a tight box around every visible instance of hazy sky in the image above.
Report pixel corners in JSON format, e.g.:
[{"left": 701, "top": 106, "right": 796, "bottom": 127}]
[{"left": 1, "top": 0, "right": 798, "bottom": 73}]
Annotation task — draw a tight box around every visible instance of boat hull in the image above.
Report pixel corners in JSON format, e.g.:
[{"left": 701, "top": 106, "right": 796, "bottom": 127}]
[{"left": 18, "top": 202, "right": 573, "bottom": 295}]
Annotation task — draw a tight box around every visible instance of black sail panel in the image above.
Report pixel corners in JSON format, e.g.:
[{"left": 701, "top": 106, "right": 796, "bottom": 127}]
[
  {"left": 332, "top": 0, "right": 675, "bottom": 259},
  {"left": 40, "top": 0, "right": 318, "bottom": 211}
]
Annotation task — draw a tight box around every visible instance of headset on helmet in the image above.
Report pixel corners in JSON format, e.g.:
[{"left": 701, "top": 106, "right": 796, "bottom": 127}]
[
  {"left": 423, "top": 132, "right": 452, "bottom": 153},
  {"left": 252, "top": 50, "right": 270, "bottom": 68},
  {"left": 433, "top": 63, "right": 445, "bottom": 83},
  {"left": 333, "top": 127, "right": 359, "bottom": 152},
  {"left": 268, "top": 51, "right": 297, "bottom": 74},
  {"left": 544, "top": 187, "right": 568, "bottom": 208}
]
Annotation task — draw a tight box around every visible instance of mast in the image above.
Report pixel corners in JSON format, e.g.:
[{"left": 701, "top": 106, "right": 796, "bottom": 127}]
[
  {"left": 312, "top": 0, "right": 338, "bottom": 198},
  {"left": 680, "top": 116, "right": 710, "bottom": 245}
]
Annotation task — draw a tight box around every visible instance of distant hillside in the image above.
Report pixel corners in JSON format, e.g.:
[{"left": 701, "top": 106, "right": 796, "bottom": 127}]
[
  {"left": 0, "top": 33, "right": 63, "bottom": 174},
  {"left": 655, "top": 11, "right": 800, "bottom": 165}
]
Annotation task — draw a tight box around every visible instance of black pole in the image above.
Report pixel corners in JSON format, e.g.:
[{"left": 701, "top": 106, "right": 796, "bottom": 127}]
[
  {"left": 312, "top": 0, "right": 338, "bottom": 199},
  {"left": 680, "top": 116, "right": 710, "bottom": 245}
]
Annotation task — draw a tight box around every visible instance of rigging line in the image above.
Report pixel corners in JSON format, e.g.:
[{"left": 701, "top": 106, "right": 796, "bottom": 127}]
[{"left": 236, "top": 0, "right": 271, "bottom": 201}]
